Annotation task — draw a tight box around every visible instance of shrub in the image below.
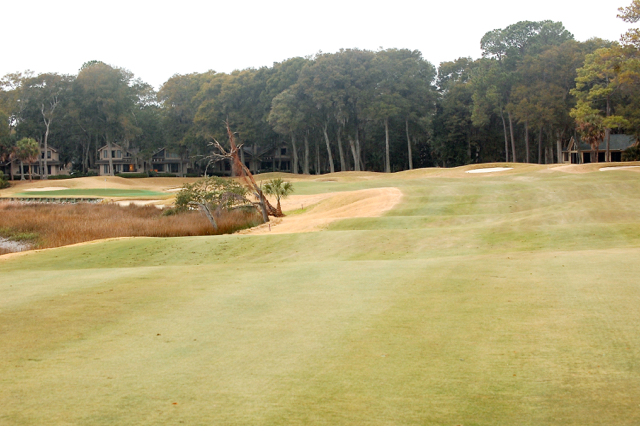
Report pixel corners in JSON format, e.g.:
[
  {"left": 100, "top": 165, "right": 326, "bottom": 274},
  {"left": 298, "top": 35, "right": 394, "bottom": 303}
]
[
  {"left": 48, "top": 174, "right": 76, "bottom": 180},
  {"left": 117, "top": 172, "right": 149, "bottom": 178},
  {"left": 148, "top": 171, "right": 177, "bottom": 177},
  {"left": 623, "top": 145, "right": 640, "bottom": 161},
  {"left": 0, "top": 171, "right": 9, "bottom": 189}
]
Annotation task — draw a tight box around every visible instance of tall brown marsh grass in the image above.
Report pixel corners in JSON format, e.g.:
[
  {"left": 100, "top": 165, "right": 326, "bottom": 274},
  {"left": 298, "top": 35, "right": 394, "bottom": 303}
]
[{"left": 0, "top": 202, "right": 262, "bottom": 254}]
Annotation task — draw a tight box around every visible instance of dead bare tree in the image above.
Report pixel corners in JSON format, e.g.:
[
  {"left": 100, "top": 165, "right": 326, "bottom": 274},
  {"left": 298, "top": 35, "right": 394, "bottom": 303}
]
[{"left": 206, "top": 122, "right": 282, "bottom": 221}]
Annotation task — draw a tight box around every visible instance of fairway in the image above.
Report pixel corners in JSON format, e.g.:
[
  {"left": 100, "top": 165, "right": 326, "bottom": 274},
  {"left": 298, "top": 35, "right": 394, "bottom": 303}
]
[{"left": 2, "top": 165, "right": 640, "bottom": 425}]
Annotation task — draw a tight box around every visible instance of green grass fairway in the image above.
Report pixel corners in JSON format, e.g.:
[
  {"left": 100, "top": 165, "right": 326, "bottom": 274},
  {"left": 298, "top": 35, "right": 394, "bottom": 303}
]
[
  {"left": 13, "top": 188, "right": 169, "bottom": 198},
  {"left": 2, "top": 166, "right": 640, "bottom": 425}
]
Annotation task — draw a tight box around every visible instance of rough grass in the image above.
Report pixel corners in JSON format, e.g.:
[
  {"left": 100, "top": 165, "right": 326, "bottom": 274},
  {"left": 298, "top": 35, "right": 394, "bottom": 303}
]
[
  {"left": 2, "top": 165, "right": 640, "bottom": 425},
  {"left": 0, "top": 202, "right": 262, "bottom": 254},
  {"left": 14, "top": 188, "right": 168, "bottom": 197}
]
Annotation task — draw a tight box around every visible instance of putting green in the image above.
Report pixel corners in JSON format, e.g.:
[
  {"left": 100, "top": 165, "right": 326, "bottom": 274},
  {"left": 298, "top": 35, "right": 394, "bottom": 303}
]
[
  {"left": 13, "top": 188, "right": 169, "bottom": 198},
  {"left": 1, "top": 165, "right": 640, "bottom": 425}
]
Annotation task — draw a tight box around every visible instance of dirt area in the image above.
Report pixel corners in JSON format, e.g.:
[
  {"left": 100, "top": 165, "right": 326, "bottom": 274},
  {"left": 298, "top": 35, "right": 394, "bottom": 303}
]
[{"left": 239, "top": 187, "right": 403, "bottom": 235}]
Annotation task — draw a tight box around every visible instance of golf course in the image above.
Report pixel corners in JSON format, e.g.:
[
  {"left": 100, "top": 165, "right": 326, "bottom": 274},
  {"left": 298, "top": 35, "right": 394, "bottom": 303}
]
[{"left": 2, "top": 163, "right": 640, "bottom": 425}]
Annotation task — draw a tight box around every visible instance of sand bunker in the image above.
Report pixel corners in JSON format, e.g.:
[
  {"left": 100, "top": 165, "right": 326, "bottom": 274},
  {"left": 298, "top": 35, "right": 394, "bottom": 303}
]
[
  {"left": 22, "top": 187, "right": 68, "bottom": 192},
  {"left": 466, "top": 167, "right": 513, "bottom": 174},
  {"left": 240, "top": 187, "right": 403, "bottom": 235},
  {"left": 599, "top": 165, "right": 640, "bottom": 171},
  {"left": 115, "top": 200, "right": 163, "bottom": 208}
]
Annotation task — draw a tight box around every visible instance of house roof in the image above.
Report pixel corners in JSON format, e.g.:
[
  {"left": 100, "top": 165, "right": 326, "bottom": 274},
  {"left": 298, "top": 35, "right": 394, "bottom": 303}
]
[
  {"left": 98, "top": 143, "right": 125, "bottom": 151},
  {"left": 579, "top": 134, "right": 636, "bottom": 151}
]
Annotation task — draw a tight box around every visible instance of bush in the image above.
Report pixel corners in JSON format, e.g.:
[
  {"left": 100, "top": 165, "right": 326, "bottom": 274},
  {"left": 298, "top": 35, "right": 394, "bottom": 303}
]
[
  {"left": 0, "top": 171, "right": 9, "bottom": 189},
  {"left": 186, "top": 173, "right": 201, "bottom": 177},
  {"left": 116, "top": 172, "right": 149, "bottom": 178},
  {"left": 69, "top": 171, "right": 98, "bottom": 178},
  {"left": 48, "top": 174, "right": 76, "bottom": 180},
  {"left": 148, "top": 171, "right": 177, "bottom": 177},
  {"left": 623, "top": 145, "right": 640, "bottom": 161}
]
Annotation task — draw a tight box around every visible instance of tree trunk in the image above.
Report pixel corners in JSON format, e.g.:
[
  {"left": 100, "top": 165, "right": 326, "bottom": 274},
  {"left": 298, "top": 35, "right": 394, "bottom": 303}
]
[
  {"left": 556, "top": 132, "right": 563, "bottom": 164},
  {"left": 384, "top": 117, "right": 391, "bottom": 173},
  {"left": 538, "top": 127, "right": 543, "bottom": 164},
  {"left": 500, "top": 110, "right": 509, "bottom": 162},
  {"left": 20, "top": 160, "right": 25, "bottom": 180},
  {"left": 406, "top": 118, "right": 413, "bottom": 170},
  {"left": 605, "top": 128, "right": 611, "bottom": 162},
  {"left": 605, "top": 95, "right": 611, "bottom": 162},
  {"left": 348, "top": 135, "right": 359, "bottom": 171},
  {"left": 355, "top": 126, "right": 363, "bottom": 171},
  {"left": 197, "top": 203, "right": 218, "bottom": 231},
  {"left": 106, "top": 137, "right": 114, "bottom": 176},
  {"left": 43, "top": 120, "right": 50, "bottom": 180},
  {"left": 524, "top": 121, "right": 530, "bottom": 164},
  {"left": 291, "top": 133, "right": 299, "bottom": 174},
  {"left": 315, "top": 137, "right": 321, "bottom": 174},
  {"left": 322, "top": 122, "right": 335, "bottom": 173},
  {"left": 303, "top": 134, "right": 310, "bottom": 174},
  {"left": 337, "top": 126, "right": 346, "bottom": 172},
  {"left": 508, "top": 110, "right": 517, "bottom": 163}
]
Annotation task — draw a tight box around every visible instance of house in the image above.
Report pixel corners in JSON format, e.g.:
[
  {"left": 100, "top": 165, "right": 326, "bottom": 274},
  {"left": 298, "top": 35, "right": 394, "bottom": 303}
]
[
  {"left": 149, "top": 148, "right": 190, "bottom": 177},
  {"left": 563, "top": 134, "right": 637, "bottom": 164},
  {"left": 208, "top": 143, "right": 292, "bottom": 176},
  {"left": 256, "top": 143, "right": 292, "bottom": 173},
  {"left": 7, "top": 146, "right": 70, "bottom": 179},
  {"left": 96, "top": 144, "right": 141, "bottom": 175}
]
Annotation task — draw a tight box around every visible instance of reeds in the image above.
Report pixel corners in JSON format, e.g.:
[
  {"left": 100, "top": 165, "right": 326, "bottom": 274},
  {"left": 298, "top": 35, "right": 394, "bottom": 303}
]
[{"left": 0, "top": 202, "right": 262, "bottom": 254}]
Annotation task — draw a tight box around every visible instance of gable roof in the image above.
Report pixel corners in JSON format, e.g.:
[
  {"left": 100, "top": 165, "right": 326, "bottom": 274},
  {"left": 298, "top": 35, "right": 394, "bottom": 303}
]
[{"left": 578, "top": 134, "right": 636, "bottom": 151}]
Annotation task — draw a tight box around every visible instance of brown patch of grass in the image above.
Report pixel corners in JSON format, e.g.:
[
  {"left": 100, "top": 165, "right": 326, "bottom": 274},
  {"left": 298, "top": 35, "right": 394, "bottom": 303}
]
[{"left": 0, "top": 202, "right": 262, "bottom": 253}]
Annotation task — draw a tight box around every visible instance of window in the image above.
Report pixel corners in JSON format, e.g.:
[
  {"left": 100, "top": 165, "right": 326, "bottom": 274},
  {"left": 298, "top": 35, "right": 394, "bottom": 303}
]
[
  {"left": 104, "top": 165, "right": 110, "bottom": 173},
  {"left": 117, "top": 150, "right": 121, "bottom": 158},
  {"left": 103, "top": 150, "right": 108, "bottom": 159},
  {"left": 281, "top": 148, "right": 287, "bottom": 155},
  {"left": 111, "top": 150, "right": 116, "bottom": 158},
  {"left": 47, "top": 151, "right": 51, "bottom": 159},
  {"left": 611, "top": 152, "right": 622, "bottom": 162}
]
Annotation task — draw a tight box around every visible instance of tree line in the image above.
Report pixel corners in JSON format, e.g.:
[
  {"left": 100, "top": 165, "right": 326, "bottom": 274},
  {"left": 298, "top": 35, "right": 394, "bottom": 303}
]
[{"left": 1, "top": 2, "right": 639, "bottom": 178}]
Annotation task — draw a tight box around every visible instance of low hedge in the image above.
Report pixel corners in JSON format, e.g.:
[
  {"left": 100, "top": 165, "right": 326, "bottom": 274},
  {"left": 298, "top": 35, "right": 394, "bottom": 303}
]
[{"left": 116, "top": 172, "right": 149, "bottom": 178}]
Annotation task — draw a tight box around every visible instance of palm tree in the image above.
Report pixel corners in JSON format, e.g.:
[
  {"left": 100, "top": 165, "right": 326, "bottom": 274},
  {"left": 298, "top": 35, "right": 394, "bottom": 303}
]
[
  {"left": 15, "top": 138, "right": 40, "bottom": 181},
  {"left": 262, "top": 178, "right": 294, "bottom": 217}
]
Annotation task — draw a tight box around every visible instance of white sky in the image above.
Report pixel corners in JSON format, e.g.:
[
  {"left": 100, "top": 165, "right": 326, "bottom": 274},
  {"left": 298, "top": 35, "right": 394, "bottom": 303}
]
[{"left": 1, "top": 0, "right": 633, "bottom": 90}]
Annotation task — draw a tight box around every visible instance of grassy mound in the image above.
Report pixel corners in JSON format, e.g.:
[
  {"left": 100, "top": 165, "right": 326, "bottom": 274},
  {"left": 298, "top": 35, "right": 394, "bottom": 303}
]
[{"left": 2, "top": 164, "right": 640, "bottom": 425}]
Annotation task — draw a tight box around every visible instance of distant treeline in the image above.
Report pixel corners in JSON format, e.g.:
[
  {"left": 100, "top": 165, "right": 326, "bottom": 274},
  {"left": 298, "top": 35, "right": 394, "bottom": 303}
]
[{"left": 1, "top": 6, "right": 639, "bottom": 175}]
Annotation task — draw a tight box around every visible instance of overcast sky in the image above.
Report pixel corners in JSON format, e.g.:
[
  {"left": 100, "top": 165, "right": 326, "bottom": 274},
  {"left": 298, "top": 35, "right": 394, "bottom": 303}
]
[{"left": 1, "top": 0, "right": 633, "bottom": 89}]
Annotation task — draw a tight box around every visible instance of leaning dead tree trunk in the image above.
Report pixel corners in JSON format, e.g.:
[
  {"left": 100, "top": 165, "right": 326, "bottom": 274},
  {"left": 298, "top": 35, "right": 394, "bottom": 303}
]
[
  {"left": 208, "top": 122, "right": 281, "bottom": 220},
  {"left": 192, "top": 202, "right": 218, "bottom": 231}
]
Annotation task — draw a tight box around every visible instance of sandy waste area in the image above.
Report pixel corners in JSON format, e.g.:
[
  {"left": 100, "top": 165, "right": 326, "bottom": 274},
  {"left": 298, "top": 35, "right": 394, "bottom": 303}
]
[
  {"left": 465, "top": 167, "right": 513, "bottom": 174},
  {"left": 599, "top": 165, "right": 640, "bottom": 171},
  {"left": 22, "top": 187, "right": 69, "bottom": 192},
  {"left": 238, "top": 187, "right": 403, "bottom": 235}
]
